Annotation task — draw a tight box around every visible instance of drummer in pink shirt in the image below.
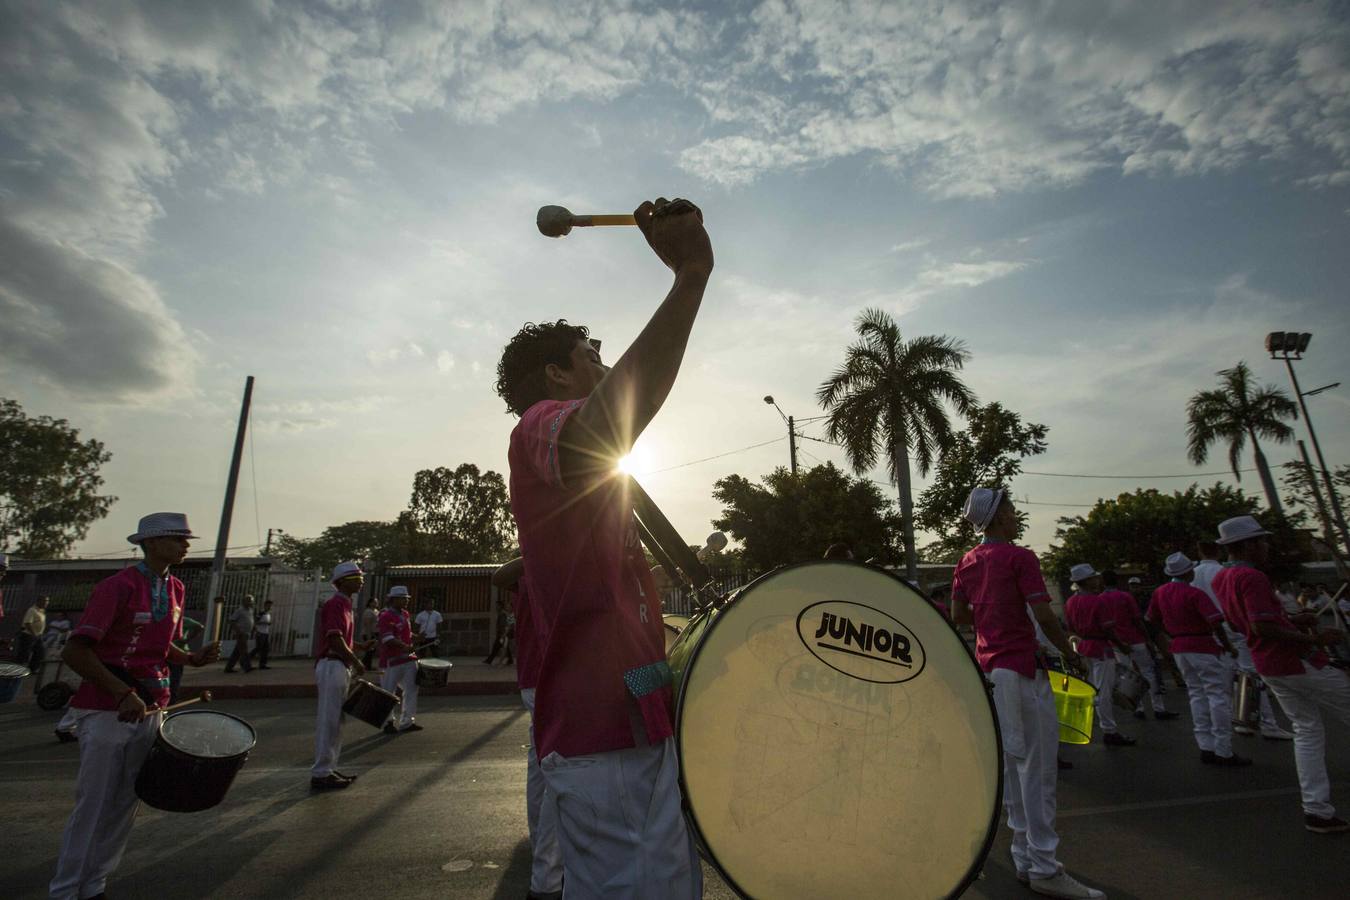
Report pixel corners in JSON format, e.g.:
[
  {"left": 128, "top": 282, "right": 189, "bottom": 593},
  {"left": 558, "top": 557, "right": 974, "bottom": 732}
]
[
  {"left": 50, "top": 513, "right": 220, "bottom": 900},
  {"left": 1064, "top": 566, "right": 1136, "bottom": 746},
  {"left": 1101, "top": 571, "right": 1178, "bottom": 721},
  {"left": 496, "top": 196, "right": 711, "bottom": 900},
  {"left": 1211, "top": 516, "right": 1350, "bottom": 834},
  {"left": 1146, "top": 552, "right": 1246, "bottom": 766},
  {"left": 951, "top": 488, "right": 1103, "bottom": 900}
]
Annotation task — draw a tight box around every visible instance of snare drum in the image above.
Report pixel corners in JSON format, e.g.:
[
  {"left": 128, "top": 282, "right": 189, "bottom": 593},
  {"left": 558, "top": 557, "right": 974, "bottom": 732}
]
[
  {"left": 1113, "top": 666, "right": 1147, "bottom": 709},
  {"left": 343, "top": 678, "right": 398, "bottom": 729},
  {"left": 1233, "top": 670, "right": 1262, "bottom": 729},
  {"left": 135, "top": 709, "right": 256, "bottom": 812},
  {"left": 416, "top": 658, "right": 453, "bottom": 687},
  {"left": 670, "top": 561, "right": 1000, "bottom": 899},
  {"left": 1050, "top": 671, "right": 1096, "bottom": 744}
]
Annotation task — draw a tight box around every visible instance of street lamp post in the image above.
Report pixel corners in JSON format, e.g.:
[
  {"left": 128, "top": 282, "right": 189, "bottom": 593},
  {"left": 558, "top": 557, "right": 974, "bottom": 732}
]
[
  {"left": 1266, "top": 332, "right": 1350, "bottom": 556},
  {"left": 763, "top": 396, "right": 799, "bottom": 475}
]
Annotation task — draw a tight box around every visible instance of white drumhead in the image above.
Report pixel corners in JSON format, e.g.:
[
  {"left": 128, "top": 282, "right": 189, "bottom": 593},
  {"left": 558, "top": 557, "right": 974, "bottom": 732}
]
[
  {"left": 162, "top": 710, "right": 256, "bottom": 758},
  {"left": 677, "top": 561, "right": 1000, "bottom": 899},
  {"left": 418, "top": 659, "right": 453, "bottom": 670}
]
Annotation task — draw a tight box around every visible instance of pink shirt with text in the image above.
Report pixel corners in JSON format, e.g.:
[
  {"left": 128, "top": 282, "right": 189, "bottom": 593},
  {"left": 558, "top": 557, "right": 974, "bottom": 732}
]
[
  {"left": 509, "top": 399, "right": 671, "bottom": 759},
  {"left": 951, "top": 540, "right": 1050, "bottom": 678},
  {"left": 71, "top": 566, "right": 183, "bottom": 710},
  {"left": 1146, "top": 581, "right": 1225, "bottom": 655},
  {"left": 1064, "top": 592, "right": 1115, "bottom": 659},
  {"left": 377, "top": 607, "right": 416, "bottom": 667},
  {"left": 1214, "top": 564, "right": 1327, "bottom": 678}
]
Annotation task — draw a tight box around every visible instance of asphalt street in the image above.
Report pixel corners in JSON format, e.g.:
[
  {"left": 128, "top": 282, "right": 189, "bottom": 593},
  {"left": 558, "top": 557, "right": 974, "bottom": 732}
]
[{"left": 2, "top": 693, "right": 1347, "bottom": 899}]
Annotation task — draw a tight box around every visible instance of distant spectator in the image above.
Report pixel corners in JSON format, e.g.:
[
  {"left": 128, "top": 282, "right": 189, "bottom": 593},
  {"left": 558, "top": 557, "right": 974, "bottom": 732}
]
[
  {"left": 414, "top": 599, "right": 443, "bottom": 658},
  {"left": 927, "top": 586, "right": 951, "bottom": 620},
  {"left": 823, "top": 543, "right": 854, "bottom": 560},
  {"left": 17, "top": 596, "right": 49, "bottom": 689},
  {"left": 360, "top": 598, "right": 380, "bottom": 669},
  {"left": 44, "top": 610, "right": 72, "bottom": 649},
  {"left": 224, "top": 595, "right": 255, "bottom": 673},
  {"left": 252, "top": 599, "right": 274, "bottom": 669}
]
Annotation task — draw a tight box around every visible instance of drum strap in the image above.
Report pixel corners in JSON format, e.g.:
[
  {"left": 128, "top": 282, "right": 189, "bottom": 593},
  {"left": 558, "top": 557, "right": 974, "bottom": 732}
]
[{"left": 624, "top": 660, "right": 672, "bottom": 698}]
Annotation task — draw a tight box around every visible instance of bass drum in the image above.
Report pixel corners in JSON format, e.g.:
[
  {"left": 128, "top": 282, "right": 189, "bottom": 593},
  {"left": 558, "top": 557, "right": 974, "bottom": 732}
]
[{"left": 671, "top": 561, "right": 1001, "bottom": 900}]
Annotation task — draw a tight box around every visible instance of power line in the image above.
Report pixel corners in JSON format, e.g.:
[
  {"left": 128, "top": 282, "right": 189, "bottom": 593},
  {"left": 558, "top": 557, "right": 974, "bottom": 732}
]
[
  {"left": 643, "top": 436, "right": 786, "bottom": 474},
  {"left": 1021, "top": 467, "right": 1259, "bottom": 480},
  {"left": 74, "top": 542, "right": 264, "bottom": 559}
]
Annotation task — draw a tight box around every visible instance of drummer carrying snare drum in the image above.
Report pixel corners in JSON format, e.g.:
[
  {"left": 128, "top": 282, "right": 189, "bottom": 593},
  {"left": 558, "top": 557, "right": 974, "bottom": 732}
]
[
  {"left": 310, "top": 561, "right": 375, "bottom": 791},
  {"left": 49, "top": 512, "right": 221, "bottom": 900},
  {"left": 951, "top": 489, "right": 1105, "bottom": 900},
  {"left": 1065, "top": 565, "right": 1137, "bottom": 747},
  {"left": 378, "top": 586, "right": 423, "bottom": 734}
]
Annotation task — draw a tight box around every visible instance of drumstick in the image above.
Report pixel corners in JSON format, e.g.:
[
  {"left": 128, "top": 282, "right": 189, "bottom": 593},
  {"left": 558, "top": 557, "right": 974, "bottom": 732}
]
[
  {"left": 628, "top": 476, "right": 711, "bottom": 590},
  {"left": 537, "top": 205, "right": 636, "bottom": 238},
  {"left": 160, "top": 690, "right": 212, "bottom": 714}
]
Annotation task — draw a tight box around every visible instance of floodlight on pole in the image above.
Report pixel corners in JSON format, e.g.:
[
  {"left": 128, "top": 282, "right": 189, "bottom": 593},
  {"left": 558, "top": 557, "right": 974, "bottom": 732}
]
[{"left": 763, "top": 395, "right": 798, "bottom": 474}]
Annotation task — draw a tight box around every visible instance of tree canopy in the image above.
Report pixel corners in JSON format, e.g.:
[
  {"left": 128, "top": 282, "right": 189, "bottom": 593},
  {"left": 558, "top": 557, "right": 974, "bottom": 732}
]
[
  {"left": 915, "top": 402, "right": 1048, "bottom": 563},
  {"left": 0, "top": 398, "right": 116, "bottom": 557},
  {"left": 711, "top": 462, "right": 901, "bottom": 573}
]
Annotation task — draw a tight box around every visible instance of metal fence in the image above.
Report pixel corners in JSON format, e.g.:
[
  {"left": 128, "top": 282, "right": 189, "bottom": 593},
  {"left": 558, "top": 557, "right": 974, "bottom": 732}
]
[{"left": 661, "top": 565, "right": 755, "bottom": 615}]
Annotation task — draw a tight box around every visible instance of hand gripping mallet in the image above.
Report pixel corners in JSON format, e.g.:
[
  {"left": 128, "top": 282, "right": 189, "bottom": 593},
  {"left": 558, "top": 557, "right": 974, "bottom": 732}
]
[{"left": 537, "top": 205, "right": 636, "bottom": 238}]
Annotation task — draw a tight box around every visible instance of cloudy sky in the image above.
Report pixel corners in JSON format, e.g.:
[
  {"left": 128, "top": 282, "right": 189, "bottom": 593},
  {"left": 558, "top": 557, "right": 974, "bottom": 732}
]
[{"left": 3, "top": 0, "right": 1348, "bottom": 561}]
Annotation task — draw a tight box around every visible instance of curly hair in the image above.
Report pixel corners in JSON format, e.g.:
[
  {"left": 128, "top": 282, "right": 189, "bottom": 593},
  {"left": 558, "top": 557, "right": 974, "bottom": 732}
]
[{"left": 495, "top": 320, "right": 592, "bottom": 416}]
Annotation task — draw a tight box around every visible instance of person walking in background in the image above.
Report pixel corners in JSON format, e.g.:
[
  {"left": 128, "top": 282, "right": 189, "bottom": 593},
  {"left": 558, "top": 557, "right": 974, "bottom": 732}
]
[
  {"left": 17, "top": 596, "right": 49, "bottom": 690},
  {"left": 360, "top": 598, "right": 380, "bottom": 670},
  {"left": 44, "top": 610, "right": 72, "bottom": 650},
  {"left": 1101, "top": 571, "right": 1177, "bottom": 722},
  {"left": 1065, "top": 565, "right": 1136, "bottom": 747},
  {"left": 167, "top": 613, "right": 204, "bottom": 705},
  {"left": 253, "top": 599, "right": 274, "bottom": 669},
  {"left": 414, "top": 599, "right": 443, "bottom": 659},
  {"left": 1212, "top": 515, "right": 1350, "bottom": 833},
  {"left": 223, "top": 594, "right": 255, "bottom": 673}
]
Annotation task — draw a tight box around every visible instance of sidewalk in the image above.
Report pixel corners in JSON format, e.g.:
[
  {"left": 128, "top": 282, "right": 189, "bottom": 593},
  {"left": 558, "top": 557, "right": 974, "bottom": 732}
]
[{"left": 178, "top": 655, "right": 521, "bottom": 700}]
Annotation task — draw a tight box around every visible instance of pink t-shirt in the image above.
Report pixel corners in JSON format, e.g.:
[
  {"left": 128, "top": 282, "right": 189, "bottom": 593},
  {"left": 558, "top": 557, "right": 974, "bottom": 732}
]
[
  {"left": 377, "top": 607, "right": 416, "bottom": 667},
  {"left": 508, "top": 399, "right": 671, "bottom": 759},
  {"left": 1146, "top": 581, "right": 1225, "bottom": 655},
  {"left": 313, "top": 592, "right": 355, "bottom": 661},
  {"left": 1102, "top": 589, "right": 1147, "bottom": 644},
  {"left": 512, "top": 584, "right": 542, "bottom": 691},
  {"left": 1064, "top": 592, "right": 1115, "bottom": 659},
  {"left": 71, "top": 565, "right": 184, "bottom": 710},
  {"left": 950, "top": 540, "right": 1050, "bottom": 678},
  {"left": 1214, "top": 564, "right": 1327, "bottom": 678}
]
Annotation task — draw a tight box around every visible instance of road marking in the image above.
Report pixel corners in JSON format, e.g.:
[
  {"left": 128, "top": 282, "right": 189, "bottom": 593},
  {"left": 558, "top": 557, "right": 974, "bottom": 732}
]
[{"left": 1060, "top": 783, "right": 1347, "bottom": 818}]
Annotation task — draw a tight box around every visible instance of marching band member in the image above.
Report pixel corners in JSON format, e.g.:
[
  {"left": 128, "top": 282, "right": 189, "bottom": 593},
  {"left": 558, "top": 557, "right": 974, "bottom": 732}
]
[
  {"left": 1211, "top": 516, "right": 1350, "bottom": 834},
  {"left": 951, "top": 488, "right": 1104, "bottom": 900},
  {"left": 1192, "top": 540, "right": 1292, "bottom": 740},
  {"left": 49, "top": 513, "right": 220, "bottom": 900},
  {"left": 1100, "top": 571, "right": 1178, "bottom": 721},
  {"left": 378, "top": 586, "right": 422, "bottom": 734},
  {"left": 310, "top": 560, "right": 371, "bottom": 791},
  {"left": 493, "top": 557, "right": 565, "bottom": 900},
  {"left": 1064, "top": 565, "right": 1136, "bottom": 746},
  {"left": 496, "top": 196, "right": 710, "bottom": 899},
  {"left": 1145, "top": 553, "right": 1249, "bottom": 766}
]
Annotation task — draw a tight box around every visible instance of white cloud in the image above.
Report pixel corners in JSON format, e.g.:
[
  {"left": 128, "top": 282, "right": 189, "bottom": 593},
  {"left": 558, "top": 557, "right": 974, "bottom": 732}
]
[{"left": 437, "top": 350, "right": 455, "bottom": 373}]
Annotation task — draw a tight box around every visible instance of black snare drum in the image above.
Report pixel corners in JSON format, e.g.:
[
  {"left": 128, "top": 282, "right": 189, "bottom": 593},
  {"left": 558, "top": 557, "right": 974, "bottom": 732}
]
[
  {"left": 343, "top": 678, "right": 398, "bottom": 728},
  {"left": 135, "top": 709, "right": 256, "bottom": 812},
  {"left": 416, "top": 658, "right": 453, "bottom": 687}
]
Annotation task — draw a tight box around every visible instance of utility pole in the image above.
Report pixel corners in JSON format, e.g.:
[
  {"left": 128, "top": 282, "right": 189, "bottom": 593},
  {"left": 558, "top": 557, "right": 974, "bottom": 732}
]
[
  {"left": 787, "top": 415, "right": 798, "bottom": 475},
  {"left": 206, "top": 375, "right": 255, "bottom": 641},
  {"left": 264, "top": 528, "right": 275, "bottom": 555}
]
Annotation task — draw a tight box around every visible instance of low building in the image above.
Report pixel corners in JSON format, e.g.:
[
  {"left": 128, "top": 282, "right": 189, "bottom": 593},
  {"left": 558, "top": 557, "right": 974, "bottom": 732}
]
[{"left": 366, "top": 564, "right": 501, "bottom": 657}]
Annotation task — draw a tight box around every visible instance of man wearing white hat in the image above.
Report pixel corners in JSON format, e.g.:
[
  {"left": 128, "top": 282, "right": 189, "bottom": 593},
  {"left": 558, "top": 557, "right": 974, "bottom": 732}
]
[
  {"left": 951, "top": 488, "right": 1104, "bottom": 899},
  {"left": 310, "top": 560, "right": 372, "bottom": 790},
  {"left": 1146, "top": 553, "right": 1249, "bottom": 766},
  {"left": 50, "top": 513, "right": 221, "bottom": 900},
  {"left": 378, "top": 585, "right": 422, "bottom": 734},
  {"left": 1211, "top": 516, "right": 1350, "bottom": 833},
  {"left": 1064, "top": 564, "right": 1135, "bottom": 747},
  {"left": 1191, "top": 539, "right": 1291, "bottom": 740}
]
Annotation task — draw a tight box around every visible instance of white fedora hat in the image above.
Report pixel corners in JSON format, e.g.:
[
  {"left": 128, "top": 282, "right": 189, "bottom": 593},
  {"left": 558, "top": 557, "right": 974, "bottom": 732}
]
[
  {"left": 127, "top": 512, "right": 197, "bottom": 544},
  {"left": 961, "top": 487, "right": 1005, "bottom": 532},
  {"left": 331, "top": 560, "right": 364, "bottom": 583},
  {"left": 1163, "top": 552, "right": 1196, "bottom": 577},
  {"left": 1216, "top": 515, "right": 1272, "bottom": 546},
  {"left": 1069, "top": 563, "right": 1100, "bottom": 584},
  {"left": 387, "top": 585, "right": 411, "bottom": 599}
]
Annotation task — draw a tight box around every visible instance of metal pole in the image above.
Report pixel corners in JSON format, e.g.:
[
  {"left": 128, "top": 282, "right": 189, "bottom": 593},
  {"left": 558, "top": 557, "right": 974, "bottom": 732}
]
[
  {"left": 788, "top": 415, "right": 798, "bottom": 475},
  {"left": 1297, "top": 440, "right": 1349, "bottom": 580},
  {"left": 205, "top": 376, "right": 255, "bottom": 641},
  {"left": 1284, "top": 357, "right": 1350, "bottom": 555}
]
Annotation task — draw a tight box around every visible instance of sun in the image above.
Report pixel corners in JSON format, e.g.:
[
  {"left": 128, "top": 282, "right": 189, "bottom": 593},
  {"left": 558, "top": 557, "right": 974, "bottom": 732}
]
[
  {"left": 616, "top": 454, "right": 638, "bottom": 475},
  {"left": 615, "top": 445, "right": 654, "bottom": 476}
]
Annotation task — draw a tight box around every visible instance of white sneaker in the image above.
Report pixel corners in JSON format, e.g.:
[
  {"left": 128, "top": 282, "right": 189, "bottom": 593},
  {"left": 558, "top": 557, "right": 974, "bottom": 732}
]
[
  {"left": 1261, "top": 726, "right": 1294, "bottom": 740},
  {"left": 1029, "top": 871, "right": 1106, "bottom": 899},
  {"left": 1233, "top": 724, "right": 1256, "bottom": 736}
]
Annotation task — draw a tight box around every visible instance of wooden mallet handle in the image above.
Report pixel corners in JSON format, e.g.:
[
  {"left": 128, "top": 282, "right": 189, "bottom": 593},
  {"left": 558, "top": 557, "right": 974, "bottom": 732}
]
[
  {"left": 161, "top": 690, "right": 212, "bottom": 714},
  {"left": 537, "top": 205, "right": 636, "bottom": 238}
]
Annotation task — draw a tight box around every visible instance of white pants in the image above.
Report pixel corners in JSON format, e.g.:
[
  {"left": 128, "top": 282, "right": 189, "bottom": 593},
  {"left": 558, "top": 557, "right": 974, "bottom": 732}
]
[
  {"left": 1227, "top": 630, "right": 1279, "bottom": 731},
  {"left": 540, "top": 738, "right": 701, "bottom": 900},
  {"left": 1120, "top": 644, "right": 1166, "bottom": 712},
  {"left": 55, "top": 706, "right": 81, "bottom": 734},
  {"left": 1174, "top": 653, "right": 1233, "bottom": 756},
  {"left": 380, "top": 661, "right": 418, "bottom": 729},
  {"left": 1087, "top": 657, "right": 1119, "bottom": 734},
  {"left": 990, "top": 668, "right": 1061, "bottom": 880},
  {"left": 521, "top": 688, "right": 564, "bottom": 895},
  {"left": 50, "top": 710, "right": 162, "bottom": 900},
  {"left": 312, "top": 659, "right": 350, "bottom": 778},
  {"left": 1264, "top": 664, "right": 1350, "bottom": 818}
]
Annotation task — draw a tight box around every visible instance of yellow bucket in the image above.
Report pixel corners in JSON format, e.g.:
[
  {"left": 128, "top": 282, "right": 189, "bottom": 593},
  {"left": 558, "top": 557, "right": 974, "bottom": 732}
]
[{"left": 1050, "top": 671, "right": 1096, "bottom": 745}]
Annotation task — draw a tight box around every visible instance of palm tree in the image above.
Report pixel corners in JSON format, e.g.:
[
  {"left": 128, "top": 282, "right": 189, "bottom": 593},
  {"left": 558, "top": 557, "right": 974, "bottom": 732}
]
[
  {"left": 817, "top": 308, "right": 975, "bottom": 581},
  {"left": 1186, "top": 361, "right": 1297, "bottom": 519}
]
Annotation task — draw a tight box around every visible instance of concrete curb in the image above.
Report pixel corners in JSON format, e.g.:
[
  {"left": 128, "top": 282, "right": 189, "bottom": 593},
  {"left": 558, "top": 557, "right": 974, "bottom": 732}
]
[{"left": 184, "top": 681, "right": 521, "bottom": 700}]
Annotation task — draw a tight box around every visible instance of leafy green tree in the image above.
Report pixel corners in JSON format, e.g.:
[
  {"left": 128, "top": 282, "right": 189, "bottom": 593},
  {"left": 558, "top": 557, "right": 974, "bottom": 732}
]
[
  {"left": 817, "top": 308, "right": 974, "bottom": 581},
  {"left": 915, "top": 402, "right": 1048, "bottom": 563},
  {"left": 406, "top": 463, "right": 515, "bottom": 561},
  {"left": 268, "top": 520, "right": 409, "bottom": 572},
  {"left": 1186, "top": 362, "right": 1297, "bottom": 518},
  {"left": 712, "top": 462, "right": 901, "bottom": 573},
  {"left": 1043, "top": 483, "right": 1306, "bottom": 582},
  {"left": 1280, "top": 459, "right": 1349, "bottom": 545},
  {"left": 0, "top": 398, "right": 116, "bottom": 557}
]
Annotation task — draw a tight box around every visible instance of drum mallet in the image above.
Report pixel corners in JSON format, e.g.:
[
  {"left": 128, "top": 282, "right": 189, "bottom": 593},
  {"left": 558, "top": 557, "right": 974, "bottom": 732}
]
[
  {"left": 160, "top": 690, "right": 212, "bottom": 714},
  {"left": 537, "top": 205, "right": 636, "bottom": 238}
]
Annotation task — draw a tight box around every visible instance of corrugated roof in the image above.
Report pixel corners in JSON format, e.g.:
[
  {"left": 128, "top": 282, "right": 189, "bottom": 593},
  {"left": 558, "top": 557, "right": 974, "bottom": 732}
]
[{"left": 384, "top": 564, "right": 498, "bottom": 577}]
